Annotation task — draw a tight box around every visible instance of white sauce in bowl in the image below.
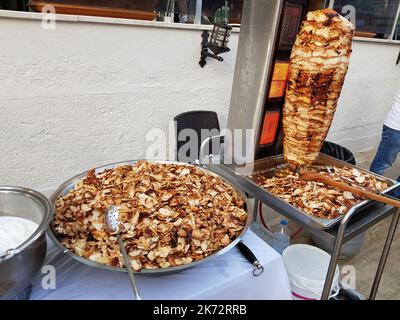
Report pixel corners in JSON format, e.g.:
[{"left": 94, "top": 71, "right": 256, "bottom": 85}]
[{"left": 0, "top": 216, "right": 39, "bottom": 256}]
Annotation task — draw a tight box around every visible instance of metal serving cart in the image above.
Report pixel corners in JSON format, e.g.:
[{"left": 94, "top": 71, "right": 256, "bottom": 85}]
[
  {"left": 202, "top": 0, "right": 400, "bottom": 300},
  {"left": 208, "top": 162, "right": 399, "bottom": 300}
]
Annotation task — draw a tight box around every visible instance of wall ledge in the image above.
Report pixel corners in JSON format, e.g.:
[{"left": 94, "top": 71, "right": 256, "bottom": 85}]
[
  {"left": 354, "top": 36, "right": 400, "bottom": 45},
  {"left": 0, "top": 9, "right": 240, "bottom": 32},
  {"left": 3, "top": 11, "right": 400, "bottom": 42}
]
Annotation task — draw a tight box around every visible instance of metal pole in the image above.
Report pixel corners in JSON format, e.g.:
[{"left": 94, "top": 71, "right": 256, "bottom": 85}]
[
  {"left": 321, "top": 206, "right": 358, "bottom": 300},
  {"left": 321, "top": 222, "right": 346, "bottom": 299},
  {"left": 253, "top": 199, "right": 259, "bottom": 223},
  {"left": 369, "top": 208, "right": 400, "bottom": 300},
  {"left": 389, "top": 2, "right": 400, "bottom": 40},
  {"left": 194, "top": 0, "right": 203, "bottom": 25}
]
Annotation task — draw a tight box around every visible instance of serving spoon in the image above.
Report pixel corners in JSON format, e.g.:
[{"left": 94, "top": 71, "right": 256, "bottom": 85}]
[
  {"left": 300, "top": 171, "right": 400, "bottom": 208},
  {"left": 105, "top": 205, "right": 142, "bottom": 300}
]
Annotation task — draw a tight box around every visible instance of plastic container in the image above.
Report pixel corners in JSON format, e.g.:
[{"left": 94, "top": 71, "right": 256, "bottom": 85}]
[
  {"left": 272, "top": 220, "right": 290, "bottom": 254},
  {"left": 282, "top": 244, "right": 340, "bottom": 300}
]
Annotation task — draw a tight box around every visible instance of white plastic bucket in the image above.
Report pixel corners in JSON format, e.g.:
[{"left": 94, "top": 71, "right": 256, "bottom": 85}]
[{"left": 282, "top": 244, "right": 340, "bottom": 300}]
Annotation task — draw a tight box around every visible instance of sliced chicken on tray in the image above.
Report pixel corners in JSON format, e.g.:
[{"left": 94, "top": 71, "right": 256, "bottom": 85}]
[{"left": 283, "top": 9, "right": 355, "bottom": 167}]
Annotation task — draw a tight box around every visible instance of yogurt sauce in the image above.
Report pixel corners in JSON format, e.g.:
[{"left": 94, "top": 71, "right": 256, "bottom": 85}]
[{"left": 0, "top": 216, "right": 39, "bottom": 256}]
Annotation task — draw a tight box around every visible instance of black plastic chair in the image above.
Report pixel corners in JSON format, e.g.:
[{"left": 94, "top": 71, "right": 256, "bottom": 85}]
[{"left": 174, "top": 111, "right": 221, "bottom": 163}]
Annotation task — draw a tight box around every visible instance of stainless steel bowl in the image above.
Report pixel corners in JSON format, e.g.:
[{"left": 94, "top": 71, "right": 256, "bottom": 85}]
[
  {"left": 0, "top": 187, "right": 53, "bottom": 300},
  {"left": 49, "top": 160, "right": 252, "bottom": 274}
]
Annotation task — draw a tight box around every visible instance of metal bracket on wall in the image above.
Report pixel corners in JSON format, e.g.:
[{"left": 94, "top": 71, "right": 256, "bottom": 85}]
[{"left": 199, "top": 30, "right": 224, "bottom": 68}]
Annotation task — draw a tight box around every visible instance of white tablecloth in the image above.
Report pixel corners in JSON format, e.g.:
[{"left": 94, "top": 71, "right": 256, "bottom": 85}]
[{"left": 30, "top": 231, "right": 292, "bottom": 300}]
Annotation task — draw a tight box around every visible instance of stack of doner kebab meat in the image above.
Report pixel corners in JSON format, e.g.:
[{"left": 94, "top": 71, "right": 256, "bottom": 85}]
[{"left": 283, "top": 9, "right": 355, "bottom": 168}]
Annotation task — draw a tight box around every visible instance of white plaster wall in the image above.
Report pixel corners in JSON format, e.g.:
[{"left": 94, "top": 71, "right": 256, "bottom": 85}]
[
  {"left": 327, "top": 41, "right": 400, "bottom": 153},
  {"left": 1, "top": 13, "right": 400, "bottom": 193},
  {"left": 0, "top": 15, "right": 239, "bottom": 193}
]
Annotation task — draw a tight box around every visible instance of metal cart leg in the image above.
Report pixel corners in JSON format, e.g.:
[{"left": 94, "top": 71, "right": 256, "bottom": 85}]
[
  {"left": 321, "top": 207, "right": 358, "bottom": 300},
  {"left": 321, "top": 222, "right": 346, "bottom": 300},
  {"left": 369, "top": 208, "right": 400, "bottom": 300}
]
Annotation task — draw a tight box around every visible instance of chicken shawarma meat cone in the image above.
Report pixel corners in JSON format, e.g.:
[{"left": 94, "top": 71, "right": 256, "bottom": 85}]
[{"left": 283, "top": 9, "right": 355, "bottom": 167}]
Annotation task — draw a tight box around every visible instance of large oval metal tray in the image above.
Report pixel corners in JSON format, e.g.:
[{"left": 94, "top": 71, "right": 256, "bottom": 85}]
[{"left": 48, "top": 160, "right": 252, "bottom": 274}]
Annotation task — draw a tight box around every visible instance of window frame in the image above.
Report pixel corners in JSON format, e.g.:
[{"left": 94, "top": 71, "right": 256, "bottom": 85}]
[{"left": 328, "top": 0, "right": 400, "bottom": 42}]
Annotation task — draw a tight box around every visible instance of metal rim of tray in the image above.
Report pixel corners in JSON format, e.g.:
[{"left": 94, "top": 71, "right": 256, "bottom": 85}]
[{"left": 48, "top": 160, "right": 252, "bottom": 274}]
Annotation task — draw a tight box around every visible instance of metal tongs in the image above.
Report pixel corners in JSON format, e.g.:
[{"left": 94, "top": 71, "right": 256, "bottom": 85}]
[
  {"left": 105, "top": 206, "right": 142, "bottom": 300},
  {"left": 237, "top": 241, "right": 264, "bottom": 277}
]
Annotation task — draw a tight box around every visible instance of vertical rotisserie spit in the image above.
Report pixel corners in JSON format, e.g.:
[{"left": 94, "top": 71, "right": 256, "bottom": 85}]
[{"left": 283, "top": 9, "right": 355, "bottom": 167}]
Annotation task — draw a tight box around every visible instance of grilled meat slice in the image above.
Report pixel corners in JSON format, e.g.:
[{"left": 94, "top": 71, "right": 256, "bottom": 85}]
[{"left": 283, "top": 9, "right": 355, "bottom": 167}]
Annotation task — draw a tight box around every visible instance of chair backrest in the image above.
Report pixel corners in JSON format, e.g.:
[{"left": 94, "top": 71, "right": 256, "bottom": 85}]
[{"left": 174, "top": 111, "right": 220, "bottom": 163}]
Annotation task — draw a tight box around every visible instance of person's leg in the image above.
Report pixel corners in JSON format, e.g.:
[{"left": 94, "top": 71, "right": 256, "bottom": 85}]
[{"left": 370, "top": 125, "right": 400, "bottom": 175}]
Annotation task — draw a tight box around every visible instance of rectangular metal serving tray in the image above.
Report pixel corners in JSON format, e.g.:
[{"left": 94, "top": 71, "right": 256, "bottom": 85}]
[{"left": 219, "top": 153, "right": 400, "bottom": 230}]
